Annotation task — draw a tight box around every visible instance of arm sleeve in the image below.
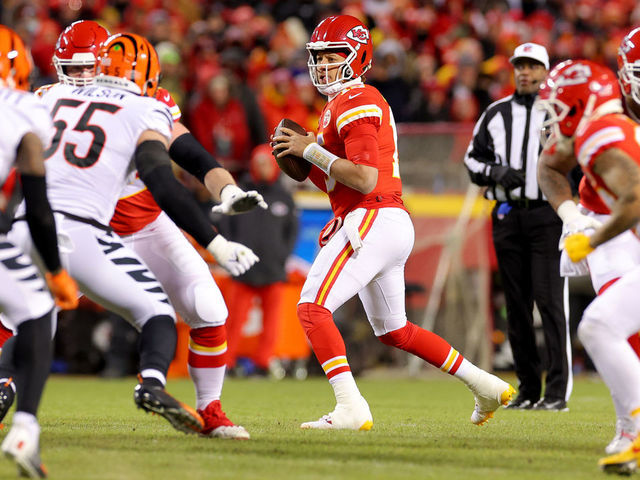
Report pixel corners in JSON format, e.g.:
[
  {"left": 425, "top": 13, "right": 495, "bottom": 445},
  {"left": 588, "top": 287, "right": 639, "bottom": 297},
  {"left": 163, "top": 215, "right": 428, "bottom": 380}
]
[
  {"left": 134, "top": 140, "right": 218, "bottom": 247},
  {"left": 20, "top": 174, "right": 61, "bottom": 273},
  {"left": 343, "top": 123, "right": 379, "bottom": 167},
  {"left": 463, "top": 111, "right": 496, "bottom": 186},
  {"left": 168, "top": 132, "right": 222, "bottom": 183}
]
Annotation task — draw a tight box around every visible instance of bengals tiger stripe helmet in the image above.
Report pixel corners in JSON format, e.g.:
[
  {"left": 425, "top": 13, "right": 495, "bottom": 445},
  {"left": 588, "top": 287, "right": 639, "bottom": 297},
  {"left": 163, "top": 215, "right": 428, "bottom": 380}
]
[
  {"left": 95, "top": 33, "right": 160, "bottom": 97},
  {"left": 53, "top": 20, "right": 110, "bottom": 86},
  {"left": 306, "top": 15, "right": 373, "bottom": 95},
  {"left": 0, "top": 25, "right": 32, "bottom": 91}
]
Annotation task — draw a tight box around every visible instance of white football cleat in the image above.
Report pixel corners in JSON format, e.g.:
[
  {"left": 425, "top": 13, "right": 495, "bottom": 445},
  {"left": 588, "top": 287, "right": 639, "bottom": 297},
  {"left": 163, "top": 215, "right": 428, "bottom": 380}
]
[
  {"left": 301, "top": 396, "right": 373, "bottom": 431},
  {"left": 1, "top": 419, "right": 47, "bottom": 478},
  {"left": 468, "top": 371, "right": 516, "bottom": 426},
  {"left": 605, "top": 416, "right": 638, "bottom": 455}
]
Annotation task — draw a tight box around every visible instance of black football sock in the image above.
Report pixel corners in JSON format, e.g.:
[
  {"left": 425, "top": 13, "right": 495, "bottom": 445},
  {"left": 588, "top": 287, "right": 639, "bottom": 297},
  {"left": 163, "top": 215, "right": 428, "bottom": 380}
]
[
  {"left": 138, "top": 315, "right": 176, "bottom": 385},
  {"left": 14, "top": 311, "right": 53, "bottom": 416}
]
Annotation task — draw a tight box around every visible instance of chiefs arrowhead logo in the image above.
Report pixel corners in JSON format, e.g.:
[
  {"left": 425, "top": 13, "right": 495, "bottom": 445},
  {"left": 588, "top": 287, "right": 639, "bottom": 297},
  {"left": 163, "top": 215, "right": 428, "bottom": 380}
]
[
  {"left": 347, "top": 26, "right": 369, "bottom": 44},
  {"left": 621, "top": 36, "right": 635, "bottom": 54}
]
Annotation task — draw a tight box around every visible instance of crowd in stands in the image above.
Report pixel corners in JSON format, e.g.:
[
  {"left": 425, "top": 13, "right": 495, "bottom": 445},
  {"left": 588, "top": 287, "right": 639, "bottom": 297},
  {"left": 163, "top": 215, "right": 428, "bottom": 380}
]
[{"left": 3, "top": 0, "right": 640, "bottom": 176}]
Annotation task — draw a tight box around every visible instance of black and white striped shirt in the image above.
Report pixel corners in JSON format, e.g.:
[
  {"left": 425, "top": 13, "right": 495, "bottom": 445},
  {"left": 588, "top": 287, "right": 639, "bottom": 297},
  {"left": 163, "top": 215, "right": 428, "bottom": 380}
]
[{"left": 463, "top": 92, "right": 546, "bottom": 202}]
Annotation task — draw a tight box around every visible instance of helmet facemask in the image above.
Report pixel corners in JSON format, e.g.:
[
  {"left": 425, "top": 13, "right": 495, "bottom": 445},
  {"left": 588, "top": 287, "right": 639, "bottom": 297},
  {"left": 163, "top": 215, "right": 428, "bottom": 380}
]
[
  {"left": 53, "top": 53, "right": 97, "bottom": 86},
  {"left": 618, "top": 51, "right": 640, "bottom": 106},
  {"left": 307, "top": 43, "right": 365, "bottom": 96}
]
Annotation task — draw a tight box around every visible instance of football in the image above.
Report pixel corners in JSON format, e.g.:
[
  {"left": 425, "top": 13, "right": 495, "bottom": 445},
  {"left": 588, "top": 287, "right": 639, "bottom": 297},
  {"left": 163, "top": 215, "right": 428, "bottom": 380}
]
[{"left": 272, "top": 118, "right": 311, "bottom": 182}]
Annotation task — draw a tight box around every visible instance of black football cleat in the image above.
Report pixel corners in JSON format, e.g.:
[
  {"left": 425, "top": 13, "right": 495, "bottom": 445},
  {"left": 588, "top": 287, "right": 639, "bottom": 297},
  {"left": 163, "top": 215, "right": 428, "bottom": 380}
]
[
  {"left": 504, "top": 394, "right": 537, "bottom": 410},
  {"left": 0, "top": 378, "right": 16, "bottom": 425},
  {"left": 133, "top": 383, "right": 204, "bottom": 434},
  {"left": 531, "top": 397, "right": 569, "bottom": 412}
]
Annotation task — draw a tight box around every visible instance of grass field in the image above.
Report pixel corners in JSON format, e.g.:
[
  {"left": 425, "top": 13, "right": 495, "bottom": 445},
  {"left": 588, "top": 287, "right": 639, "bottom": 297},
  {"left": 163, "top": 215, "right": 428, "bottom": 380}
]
[{"left": 0, "top": 372, "right": 620, "bottom": 480}]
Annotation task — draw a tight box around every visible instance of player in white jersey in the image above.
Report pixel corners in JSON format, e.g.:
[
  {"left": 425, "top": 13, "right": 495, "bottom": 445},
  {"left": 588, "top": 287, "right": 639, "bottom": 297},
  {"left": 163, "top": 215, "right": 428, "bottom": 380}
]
[
  {"left": 0, "top": 25, "right": 78, "bottom": 479},
  {"left": 27, "top": 20, "right": 264, "bottom": 439},
  {"left": 10, "top": 33, "right": 258, "bottom": 438}
]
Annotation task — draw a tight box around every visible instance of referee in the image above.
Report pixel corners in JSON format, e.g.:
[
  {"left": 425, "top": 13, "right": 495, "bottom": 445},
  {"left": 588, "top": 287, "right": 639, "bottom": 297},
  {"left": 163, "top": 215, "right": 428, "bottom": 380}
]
[{"left": 463, "top": 43, "right": 571, "bottom": 411}]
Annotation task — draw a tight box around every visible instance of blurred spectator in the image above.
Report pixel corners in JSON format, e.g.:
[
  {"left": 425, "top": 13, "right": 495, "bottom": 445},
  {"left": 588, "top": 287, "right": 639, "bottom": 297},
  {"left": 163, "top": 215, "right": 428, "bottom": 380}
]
[
  {"left": 155, "top": 40, "right": 185, "bottom": 107},
  {"left": 258, "top": 67, "right": 308, "bottom": 137},
  {"left": 220, "top": 46, "right": 269, "bottom": 146},
  {"left": 215, "top": 145, "right": 299, "bottom": 377},
  {"left": 189, "top": 70, "right": 252, "bottom": 177}
]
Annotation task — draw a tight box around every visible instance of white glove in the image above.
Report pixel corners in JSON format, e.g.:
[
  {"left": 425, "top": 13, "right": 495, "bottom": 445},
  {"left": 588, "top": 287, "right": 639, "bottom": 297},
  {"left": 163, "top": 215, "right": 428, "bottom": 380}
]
[
  {"left": 211, "top": 184, "right": 267, "bottom": 215},
  {"left": 557, "top": 200, "right": 602, "bottom": 249},
  {"left": 206, "top": 235, "right": 259, "bottom": 276}
]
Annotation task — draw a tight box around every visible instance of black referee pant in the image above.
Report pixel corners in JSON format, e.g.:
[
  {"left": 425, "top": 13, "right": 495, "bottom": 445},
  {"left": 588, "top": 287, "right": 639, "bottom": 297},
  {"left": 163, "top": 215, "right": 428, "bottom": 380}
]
[{"left": 492, "top": 201, "right": 571, "bottom": 402}]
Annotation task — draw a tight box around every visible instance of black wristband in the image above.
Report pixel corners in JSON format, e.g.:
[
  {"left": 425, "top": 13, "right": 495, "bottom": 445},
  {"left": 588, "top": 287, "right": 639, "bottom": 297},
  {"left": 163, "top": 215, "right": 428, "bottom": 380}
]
[
  {"left": 169, "top": 133, "right": 222, "bottom": 183},
  {"left": 20, "top": 174, "right": 61, "bottom": 272}
]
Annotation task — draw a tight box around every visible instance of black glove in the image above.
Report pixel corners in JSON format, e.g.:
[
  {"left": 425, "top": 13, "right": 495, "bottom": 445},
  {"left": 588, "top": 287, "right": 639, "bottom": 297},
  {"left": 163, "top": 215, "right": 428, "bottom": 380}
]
[{"left": 489, "top": 165, "right": 525, "bottom": 190}]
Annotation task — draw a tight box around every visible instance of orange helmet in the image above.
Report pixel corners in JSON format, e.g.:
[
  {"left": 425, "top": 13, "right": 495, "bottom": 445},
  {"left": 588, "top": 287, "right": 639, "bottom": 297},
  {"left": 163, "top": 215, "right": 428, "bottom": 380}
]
[
  {"left": 0, "top": 25, "right": 32, "bottom": 90},
  {"left": 95, "top": 33, "right": 160, "bottom": 96}
]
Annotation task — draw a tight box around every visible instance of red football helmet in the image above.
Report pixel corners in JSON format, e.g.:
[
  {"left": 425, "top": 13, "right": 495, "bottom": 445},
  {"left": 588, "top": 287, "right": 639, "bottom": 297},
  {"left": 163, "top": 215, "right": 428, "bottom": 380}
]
[
  {"left": 618, "top": 27, "right": 640, "bottom": 106},
  {"left": 53, "top": 20, "right": 110, "bottom": 86},
  {"left": 306, "top": 15, "right": 373, "bottom": 95},
  {"left": 0, "top": 25, "right": 32, "bottom": 90},
  {"left": 538, "top": 60, "right": 622, "bottom": 145}
]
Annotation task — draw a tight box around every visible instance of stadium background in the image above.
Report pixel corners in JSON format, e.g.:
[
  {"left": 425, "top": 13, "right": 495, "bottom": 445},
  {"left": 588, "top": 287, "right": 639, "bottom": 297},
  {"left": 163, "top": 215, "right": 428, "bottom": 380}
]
[{"left": 3, "top": 0, "right": 638, "bottom": 378}]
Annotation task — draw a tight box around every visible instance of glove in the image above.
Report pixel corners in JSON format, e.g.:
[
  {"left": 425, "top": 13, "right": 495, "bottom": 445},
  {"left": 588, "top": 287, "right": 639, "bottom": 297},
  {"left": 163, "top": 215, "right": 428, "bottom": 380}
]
[
  {"left": 563, "top": 232, "right": 595, "bottom": 263},
  {"left": 45, "top": 269, "right": 79, "bottom": 310},
  {"left": 489, "top": 165, "right": 525, "bottom": 190},
  {"left": 211, "top": 184, "right": 267, "bottom": 215},
  {"left": 557, "top": 200, "right": 603, "bottom": 249},
  {"left": 206, "top": 235, "right": 259, "bottom": 276}
]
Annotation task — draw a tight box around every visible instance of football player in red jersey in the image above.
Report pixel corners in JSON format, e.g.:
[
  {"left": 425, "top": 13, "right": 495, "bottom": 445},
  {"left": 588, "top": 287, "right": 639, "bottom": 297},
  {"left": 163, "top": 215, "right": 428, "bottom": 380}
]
[
  {"left": 3, "top": 20, "right": 266, "bottom": 440},
  {"left": 538, "top": 28, "right": 640, "bottom": 456},
  {"left": 538, "top": 59, "right": 640, "bottom": 474},
  {"left": 273, "top": 15, "right": 514, "bottom": 430}
]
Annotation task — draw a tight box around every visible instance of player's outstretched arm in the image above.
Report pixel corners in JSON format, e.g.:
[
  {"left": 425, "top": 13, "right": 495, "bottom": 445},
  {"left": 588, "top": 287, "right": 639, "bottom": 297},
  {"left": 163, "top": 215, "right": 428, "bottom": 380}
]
[
  {"left": 168, "top": 121, "right": 266, "bottom": 215},
  {"left": 134, "top": 130, "right": 259, "bottom": 276},
  {"left": 16, "top": 132, "right": 78, "bottom": 309}
]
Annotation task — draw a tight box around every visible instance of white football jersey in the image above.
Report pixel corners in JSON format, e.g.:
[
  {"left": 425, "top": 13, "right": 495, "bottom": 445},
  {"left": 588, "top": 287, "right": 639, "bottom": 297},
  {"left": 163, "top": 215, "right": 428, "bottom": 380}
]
[
  {"left": 39, "top": 83, "right": 173, "bottom": 225},
  {"left": 0, "top": 87, "right": 53, "bottom": 183}
]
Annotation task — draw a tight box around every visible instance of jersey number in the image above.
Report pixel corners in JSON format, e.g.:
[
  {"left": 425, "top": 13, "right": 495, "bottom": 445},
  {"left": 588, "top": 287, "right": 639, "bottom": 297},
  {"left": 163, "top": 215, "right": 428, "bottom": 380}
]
[{"left": 44, "top": 99, "right": 121, "bottom": 167}]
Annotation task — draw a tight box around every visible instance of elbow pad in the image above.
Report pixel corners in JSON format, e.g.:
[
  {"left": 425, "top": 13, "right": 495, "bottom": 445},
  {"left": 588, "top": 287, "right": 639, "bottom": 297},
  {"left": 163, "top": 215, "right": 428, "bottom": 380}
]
[{"left": 169, "top": 133, "right": 222, "bottom": 183}]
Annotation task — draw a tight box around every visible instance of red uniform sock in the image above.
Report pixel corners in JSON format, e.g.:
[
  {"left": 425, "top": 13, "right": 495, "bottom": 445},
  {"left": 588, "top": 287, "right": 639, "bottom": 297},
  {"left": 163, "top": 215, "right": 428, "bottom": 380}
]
[
  {"left": 379, "top": 322, "right": 464, "bottom": 375},
  {"left": 297, "top": 302, "right": 350, "bottom": 380},
  {"left": 189, "top": 325, "right": 227, "bottom": 368}
]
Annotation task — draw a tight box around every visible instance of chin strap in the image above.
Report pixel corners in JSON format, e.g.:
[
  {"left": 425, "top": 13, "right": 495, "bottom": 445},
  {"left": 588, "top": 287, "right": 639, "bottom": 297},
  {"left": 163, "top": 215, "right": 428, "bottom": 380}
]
[{"left": 319, "top": 78, "right": 364, "bottom": 98}]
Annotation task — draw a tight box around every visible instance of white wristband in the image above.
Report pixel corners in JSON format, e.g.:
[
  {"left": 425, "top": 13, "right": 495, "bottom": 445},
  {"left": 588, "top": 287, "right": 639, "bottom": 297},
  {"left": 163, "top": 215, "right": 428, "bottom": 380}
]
[
  {"left": 219, "top": 184, "right": 243, "bottom": 203},
  {"left": 303, "top": 142, "right": 339, "bottom": 175},
  {"left": 557, "top": 200, "right": 580, "bottom": 223}
]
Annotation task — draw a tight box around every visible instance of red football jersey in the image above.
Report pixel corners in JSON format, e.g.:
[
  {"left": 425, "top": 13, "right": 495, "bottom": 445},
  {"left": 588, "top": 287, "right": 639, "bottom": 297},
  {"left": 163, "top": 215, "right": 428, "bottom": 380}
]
[
  {"left": 308, "top": 84, "right": 406, "bottom": 219},
  {"left": 110, "top": 87, "right": 180, "bottom": 235},
  {"left": 574, "top": 113, "right": 640, "bottom": 216}
]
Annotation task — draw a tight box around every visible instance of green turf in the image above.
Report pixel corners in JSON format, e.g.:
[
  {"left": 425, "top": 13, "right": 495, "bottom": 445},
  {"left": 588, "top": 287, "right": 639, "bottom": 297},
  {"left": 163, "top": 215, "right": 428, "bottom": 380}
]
[{"left": 0, "top": 373, "right": 619, "bottom": 479}]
